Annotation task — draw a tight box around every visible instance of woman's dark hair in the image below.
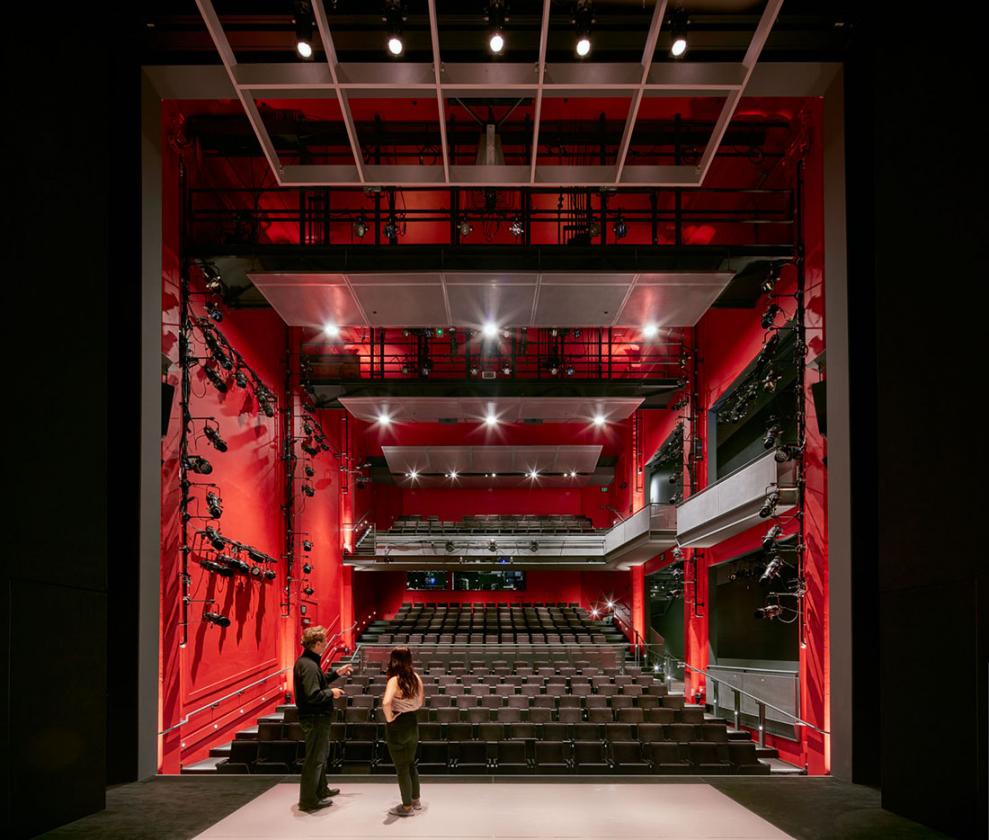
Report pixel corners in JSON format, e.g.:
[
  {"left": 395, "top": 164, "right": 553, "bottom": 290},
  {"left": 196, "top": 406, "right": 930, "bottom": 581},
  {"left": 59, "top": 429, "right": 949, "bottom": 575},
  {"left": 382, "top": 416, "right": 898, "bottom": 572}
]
[{"left": 386, "top": 646, "right": 420, "bottom": 700}]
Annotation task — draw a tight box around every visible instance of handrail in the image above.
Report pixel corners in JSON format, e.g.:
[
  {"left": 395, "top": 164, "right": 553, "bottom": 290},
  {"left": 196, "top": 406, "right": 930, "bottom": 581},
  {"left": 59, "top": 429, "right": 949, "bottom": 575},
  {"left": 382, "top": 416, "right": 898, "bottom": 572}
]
[
  {"left": 657, "top": 652, "right": 829, "bottom": 747},
  {"left": 161, "top": 621, "right": 357, "bottom": 736}
]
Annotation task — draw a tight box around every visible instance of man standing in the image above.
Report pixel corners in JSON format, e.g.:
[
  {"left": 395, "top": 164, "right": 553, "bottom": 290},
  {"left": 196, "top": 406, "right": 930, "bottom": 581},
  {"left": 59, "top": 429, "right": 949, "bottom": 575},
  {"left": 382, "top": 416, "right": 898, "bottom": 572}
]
[{"left": 294, "top": 626, "right": 354, "bottom": 812}]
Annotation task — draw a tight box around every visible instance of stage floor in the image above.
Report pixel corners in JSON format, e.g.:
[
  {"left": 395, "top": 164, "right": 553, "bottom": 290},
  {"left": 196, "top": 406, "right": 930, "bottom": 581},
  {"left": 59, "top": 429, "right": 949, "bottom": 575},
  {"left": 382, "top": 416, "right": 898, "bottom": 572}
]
[{"left": 191, "top": 782, "right": 795, "bottom": 839}]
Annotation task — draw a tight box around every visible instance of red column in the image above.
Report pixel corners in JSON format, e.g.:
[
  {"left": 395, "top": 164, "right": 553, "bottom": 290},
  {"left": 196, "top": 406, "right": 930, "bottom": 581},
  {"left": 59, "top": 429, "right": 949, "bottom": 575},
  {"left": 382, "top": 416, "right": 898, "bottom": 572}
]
[
  {"left": 340, "top": 565, "right": 354, "bottom": 651},
  {"left": 631, "top": 564, "right": 646, "bottom": 655}
]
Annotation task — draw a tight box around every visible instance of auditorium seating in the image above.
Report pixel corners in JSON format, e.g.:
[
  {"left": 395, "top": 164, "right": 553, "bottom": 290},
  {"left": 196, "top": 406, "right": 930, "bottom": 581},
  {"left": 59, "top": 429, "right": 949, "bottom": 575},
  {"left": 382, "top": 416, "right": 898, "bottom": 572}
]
[
  {"left": 386, "top": 514, "right": 598, "bottom": 535},
  {"left": 214, "top": 659, "right": 771, "bottom": 775}
]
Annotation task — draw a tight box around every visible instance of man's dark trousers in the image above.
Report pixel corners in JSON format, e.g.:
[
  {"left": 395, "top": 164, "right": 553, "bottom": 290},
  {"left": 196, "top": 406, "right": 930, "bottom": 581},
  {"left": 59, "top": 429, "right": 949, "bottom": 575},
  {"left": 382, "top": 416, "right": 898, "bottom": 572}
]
[{"left": 298, "top": 715, "right": 333, "bottom": 807}]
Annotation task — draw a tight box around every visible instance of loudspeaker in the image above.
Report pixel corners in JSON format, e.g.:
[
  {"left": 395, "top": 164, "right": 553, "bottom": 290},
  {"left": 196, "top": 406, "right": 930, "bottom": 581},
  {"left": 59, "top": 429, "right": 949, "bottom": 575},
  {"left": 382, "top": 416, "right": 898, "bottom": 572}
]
[
  {"left": 162, "top": 382, "right": 175, "bottom": 436},
  {"left": 810, "top": 380, "right": 827, "bottom": 436}
]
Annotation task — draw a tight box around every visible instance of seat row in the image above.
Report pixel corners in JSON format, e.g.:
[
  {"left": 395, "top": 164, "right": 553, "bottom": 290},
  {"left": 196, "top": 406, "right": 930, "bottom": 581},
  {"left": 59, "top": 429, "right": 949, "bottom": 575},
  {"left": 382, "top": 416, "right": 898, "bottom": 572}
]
[{"left": 288, "top": 704, "right": 690, "bottom": 725}]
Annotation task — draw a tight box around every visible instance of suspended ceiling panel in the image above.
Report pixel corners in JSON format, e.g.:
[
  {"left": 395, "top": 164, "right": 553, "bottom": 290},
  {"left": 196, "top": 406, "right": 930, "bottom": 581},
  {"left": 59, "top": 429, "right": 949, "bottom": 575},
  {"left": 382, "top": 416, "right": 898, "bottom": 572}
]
[
  {"left": 248, "top": 271, "right": 733, "bottom": 328},
  {"left": 338, "top": 396, "right": 644, "bottom": 424},
  {"left": 382, "top": 445, "right": 602, "bottom": 476}
]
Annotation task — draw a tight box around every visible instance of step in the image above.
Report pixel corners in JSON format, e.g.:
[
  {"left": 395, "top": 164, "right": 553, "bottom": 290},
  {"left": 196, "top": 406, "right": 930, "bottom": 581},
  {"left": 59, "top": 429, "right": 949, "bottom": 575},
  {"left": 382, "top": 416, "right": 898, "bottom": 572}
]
[
  {"left": 755, "top": 746, "right": 779, "bottom": 760},
  {"left": 235, "top": 726, "right": 259, "bottom": 740},
  {"left": 181, "top": 756, "right": 225, "bottom": 774},
  {"left": 763, "top": 757, "right": 806, "bottom": 776},
  {"left": 209, "top": 741, "right": 233, "bottom": 758},
  {"left": 258, "top": 713, "right": 284, "bottom": 723},
  {"left": 276, "top": 704, "right": 297, "bottom": 713},
  {"left": 725, "top": 729, "right": 753, "bottom": 742}
]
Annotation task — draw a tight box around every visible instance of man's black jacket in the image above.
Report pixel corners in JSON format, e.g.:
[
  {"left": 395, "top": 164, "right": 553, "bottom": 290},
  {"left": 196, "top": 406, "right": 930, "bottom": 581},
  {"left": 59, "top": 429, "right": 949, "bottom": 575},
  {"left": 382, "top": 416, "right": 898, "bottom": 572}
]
[{"left": 293, "top": 648, "right": 341, "bottom": 717}]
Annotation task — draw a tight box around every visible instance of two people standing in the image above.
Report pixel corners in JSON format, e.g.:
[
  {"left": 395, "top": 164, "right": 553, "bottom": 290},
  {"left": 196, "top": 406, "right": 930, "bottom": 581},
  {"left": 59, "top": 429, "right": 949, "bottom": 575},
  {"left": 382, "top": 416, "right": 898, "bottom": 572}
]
[{"left": 293, "top": 629, "right": 424, "bottom": 817}]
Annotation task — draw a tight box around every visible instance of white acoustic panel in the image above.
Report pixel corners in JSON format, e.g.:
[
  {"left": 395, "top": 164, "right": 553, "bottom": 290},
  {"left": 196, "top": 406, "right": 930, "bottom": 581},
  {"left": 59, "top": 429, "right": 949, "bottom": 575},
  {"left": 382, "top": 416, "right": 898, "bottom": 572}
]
[
  {"left": 533, "top": 283, "right": 631, "bottom": 326},
  {"left": 247, "top": 273, "right": 364, "bottom": 327},
  {"left": 445, "top": 279, "right": 537, "bottom": 327},
  {"left": 350, "top": 284, "right": 448, "bottom": 326},
  {"left": 616, "top": 273, "right": 732, "bottom": 327}
]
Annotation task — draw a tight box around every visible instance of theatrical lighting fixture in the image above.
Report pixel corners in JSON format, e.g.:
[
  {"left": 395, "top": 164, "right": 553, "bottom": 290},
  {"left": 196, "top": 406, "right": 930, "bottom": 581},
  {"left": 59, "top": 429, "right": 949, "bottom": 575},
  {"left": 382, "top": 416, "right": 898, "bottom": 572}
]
[
  {"left": 203, "top": 365, "right": 228, "bottom": 393},
  {"left": 203, "top": 526, "right": 226, "bottom": 550},
  {"left": 482, "top": 320, "right": 499, "bottom": 339},
  {"left": 774, "top": 444, "right": 796, "bottom": 463},
  {"left": 203, "top": 425, "right": 228, "bottom": 452},
  {"left": 294, "top": 1, "right": 314, "bottom": 59},
  {"left": 671, "top": 394, "right": 689, "bottom": 411},
  {"left": 205, "top": 300, "right": 223, "bottom": 322},
  {"left": 352, "top": 215, "right": 368, "bottom": 238},
  {"left": 203, "top": 611, "right": 231, "bottom": 628},
  {"left": 234, "top": 369, "right": 248, "bottom": 388},
  {"left": 446, "top": 469, "right": 459, "bottom": 480},
  {"left": 568, "top": 470, "right": 578, "bottom": 478},
  {"left": 606, "top": 600, "right": 615, "bottom": 609},
  {"left": 565, "top": 365, "right": 575, "bottom": 376},
  {"left": 509, "top": 215, "right": 524, "bottom": 237},
  {"left": 201, "top": 329, "right": 233, "bottom": 370},
  {"left": 760, "top": 552, "right": 785, "bottom": 583},
  {"left": 642, "top": 323, "right": 659, "bottom": 339},
  {"left": 445, "top": 541, "right": 456, "bottom": 553},
  {"left": 529, "top": 541, "right": 539, "bottom": 553},
  {"left": 762, "top": 367, "right": 782, "bottom": 393},
  {"left": 488, "top": 541, "right": 498, "bottom": 552},
  {"left": 612, "top": 212, "right": 627, "bottom": 239},
  {"left": 301, "top": 484, "right": 316, "bottom": 497},
  {"left": 763, "top": 422, "right": 782, "bottom": 450},
  {"left": 199, "top": 260, "right": 224, "bottom": 293},
  {"left": 485, "top": 0, "right": 507, "bottom": 54},
  {"left": 593, "top": 413, "right": 606, "bottom": 427},
  {"left": 672, "top": 546, "right": 684, "bottom": 561},
  {"left": 303, "top": 562, "right": 313, "bottom": 574},
  {"left": 384, "top": 0, "right": 404, "bottom": 56},
  {"left": 761, "top": 262, "right": 783, "bottom": 294},
  {"left": 502, "top": 363, "right": 512, "bottom": 375},
  {"left": 264, "top": 569, "right": 276, "bottom": 580},
  {"left": 484, "top": 412, "right": 499, "bottom": 427},
  {"left": 305, "top": 464, "right": 315, "bottom": 478},
  {"left": 527, "top": 468, "right": 540, "bottom": 480},
  {"left": 303, "top": 540, "right": 313, "bottom": 551},
  {"left": 184, "top": 455, "right": 213, "bottom": 475},
  {"left": 591, "top": 608, "right": 600, "bottom": 618},
  {"left": 218, "top": 554, "right": 252, "bottom": 575},
  {"left": 669, "top": 7, "right": 688, "bottom": 58},
  {"left": 256, "top": 387, "right": 277, "bottom": 418},
  {"left": 199, "top": 559, "right": 233, "bottom": 577},
  {"left": 301, "top": 438, "right": 320, "bottom": 456},
  {"left": 303, "top": 585, "right": 315, "bottom": 597},
  {"left": 383, "top": 214, "right": 400, "bottom": 240},
  {"left": 324, "top": 323, "right": 340, "bottom": 338},
  {"left": 250, "top": 565, "right": 263, "bottom": 579},
  {"left": 762, "top": 524, "right": 783, "bottom": 550},
  {"left": 421, "top": 359, "right": 433, "bottom": 377},
  {"left": 574, "top": 0, "right": 593, "bottom": 57},
  {"left": 458, "top": 219, "right": 473, "bottom": 238},
  {"left": 206, "top": 491, "right": 223, "bottom": 519},
  {"left": 759, "top": 490, "right": 781, "bottom": 519},
  {"left": 754, "top": 604, "right": 782, "bottom": 621},
  {"left": 377, "top": 411, "right": 392, "bottom": 427},
  {"left": 761, "top": 304, "right": 782, "bottom": 329}
]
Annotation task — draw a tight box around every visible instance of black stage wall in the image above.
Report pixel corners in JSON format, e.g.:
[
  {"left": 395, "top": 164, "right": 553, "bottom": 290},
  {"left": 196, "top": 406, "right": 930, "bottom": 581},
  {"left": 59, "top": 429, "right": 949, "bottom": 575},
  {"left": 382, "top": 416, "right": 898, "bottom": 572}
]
[{"left": 846, "top": 8, "right": 988, "bottom": 838}]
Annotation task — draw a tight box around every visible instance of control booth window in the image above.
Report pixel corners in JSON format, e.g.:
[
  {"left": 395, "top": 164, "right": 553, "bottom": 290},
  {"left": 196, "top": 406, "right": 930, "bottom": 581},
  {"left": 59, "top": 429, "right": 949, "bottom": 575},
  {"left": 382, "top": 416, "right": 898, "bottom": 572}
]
[
  {"left": 406, "top": 571, "right": 449, "bottom": 591},
  {"left": 451, "top": 570, "right": 527, "bottom": 591}
]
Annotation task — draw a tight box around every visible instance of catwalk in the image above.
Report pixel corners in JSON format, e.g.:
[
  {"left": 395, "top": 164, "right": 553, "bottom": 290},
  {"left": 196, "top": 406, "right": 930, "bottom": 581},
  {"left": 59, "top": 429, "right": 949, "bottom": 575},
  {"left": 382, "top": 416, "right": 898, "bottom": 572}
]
[{"left": 191, "top": 781, "right": 795, "bottom": 839}]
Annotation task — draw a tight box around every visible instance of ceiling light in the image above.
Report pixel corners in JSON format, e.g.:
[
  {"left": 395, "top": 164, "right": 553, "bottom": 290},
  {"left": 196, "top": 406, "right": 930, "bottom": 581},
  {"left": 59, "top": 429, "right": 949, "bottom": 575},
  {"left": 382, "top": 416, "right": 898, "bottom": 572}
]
[
  {"left": 484, "top": 413, "right": 499, "bottom": 427},
  {"left": 295, "top": 2, "right": 314, "bottom": 59},
  {"left": 458, "top": 219, "right": 473, "bottom": 238},
  {"left": 643, "top": 323, "right": 659, "bottom": 339},
  {"left": 297, "top": 40, "right": 313, "bottom": 59},
  {"left": 385, "top": 0, "right": 404, "bottom": 56},
  {"left": 353, "top": 215, "right": 368, "bottom": 238},
  {"left": 612, "top": 212, "right": 627, "bottom": 239},
  {"left": 527, "top": 469, "right": 539, "bottom": 480},
  {"left": 387, "top": 35, "right": 404, "bottom": 56},
  {"left": 447, "top": 470, "right": 459, "bottom": 479},
  {"left": 574, "top": 0, "right": 593, "bottom": 56},
  {"left": 670, "top": 8, "right": 688, "bottom": 58},
  {"left": 576, "top": 35, "right": 591, "bottom": 57},
  {"left": 377, "top": 411, "right": 391, "bottom": 427},
  {"left": 593, "top": 413, "right": 606, "bottom": 427},
  {"left": 606, "top": 600, "right": 615, "bottom": 609},
  {"left": 489, "top": 31, "right": 505, "bottom": 53},
  {"left": 486, "top": 0, "right": 507, "bottom": 54},
  {"left": 482, "top": 321, "right": 499, "bottom": 339},
  {"left": 324, "top": 323, "right": 340, "bottom": 338}
]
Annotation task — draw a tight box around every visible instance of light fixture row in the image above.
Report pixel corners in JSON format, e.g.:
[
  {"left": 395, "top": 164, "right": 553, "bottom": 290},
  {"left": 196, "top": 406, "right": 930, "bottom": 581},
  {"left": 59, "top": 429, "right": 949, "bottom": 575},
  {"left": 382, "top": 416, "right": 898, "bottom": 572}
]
[
  {"left": 323, "top": 321, "right": 664, "bottom": 341},
  {"left": 380, "top": 412, "right": 607, "bottom": 429}
]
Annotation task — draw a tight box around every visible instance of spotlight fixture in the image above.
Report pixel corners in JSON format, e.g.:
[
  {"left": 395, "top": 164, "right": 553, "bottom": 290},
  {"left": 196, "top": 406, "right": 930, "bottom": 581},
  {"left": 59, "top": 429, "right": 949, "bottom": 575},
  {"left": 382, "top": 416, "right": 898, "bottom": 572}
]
[
  {"left": 184, "top": 455, "right": 213, "bottom": 475},
  {"left": 762, "top": 368, "right": 782, "bottom": 393},
  {"left": 234, "top": 369, "right": 248, "bottom": 389},
  {"left": 203, "top": 425, "right": 228, "bottom": 452},
  {"left": 383, "top": 214, "right": 400, "bottom": 240},
  {"left": 205, "top": 300, "right": 223, "bottom": 322},
  {"left": 303, "top": 585, "right": 315, "bottom": 597},
  {"left": 352, "top": 215, "right": 368, "bottom": 238},
  {"left": 612, "top": 212, "right": 627, "bottom": 239},
  {"left": 763, "top": 421, "right": 782, "bottom": 450},
  {"left": 303, "top": 562, "right": 313, "bottom": 574},
  {"left": 384, "top": 0, "right": 404, "bottom": 56},
  {"left": 421, "top": 359, "right": 433, "bottom": 377},
  {"left": 203, "top": 611, "right": 231, "bottom": 628},
  {"left": 488, "top": 540, "right": 498, "bottom": 552},
  {"left": 754, "top": 604, "right": 782, "bottom": 621},
  {"left": 256, "top": 388, "right": 276, "bottom": 418},
  {"left": 593, "top": 413, "right": 606, "bottom": 427},
  {"left": 485, "top": 0, "right": 507, "bottom": 54},
  {"left": 574, "top": 0, "right": 593, "bottom": 57},
  {"left": 305, "top": 464, "right": 315, "bottom": 478},
  {"left": 301, "top": 439, "right": 320, "bottom": 457},
  {"left": 206, "top": 491, "right": 223, "bottom": 519},
  {"left": 759, "top": 490, "right": 781, "bottom": 519},
  {"left": 199, "top": 260, "right": 224, "bottom": 293},
  {"left": 203, "top": 526, "right": 226, "bottom": 550},
  {"left": 203, "top": 365, "right": 228, "bottom": 393},
  {"left": 218, "top": 554, "right": 252, "bottom": 575},
  {"left": 263, "top": 569, "right": 276, "bottom": 580},
  {"left": 606, "top": 600, "right": 615, "bottom": 609},
  {"left": 303, "top": 540, "right": 313, "bottom": 551},
  {"left": 445, "top": 541, "right": 456, "bottom": 553},
  {"left": 446, "top": 469, "right": 459, "bottom": 480},
  {"left": 529, "top": 541, "right": 539, "bottom": 553},
  {"left": 761, "top": 304, "right": 783, "bottom": 329},
  {"left": 482, "top": 320, "right": 499, "bottom": 339},
  {"left": 199, "top": 559, "right": 233, "bottom": 577},
  {"left": 324, "top": 323, "right": 340, "bottom": 338},
  {"left": 642, "top": 323, "right": 659, "bottom": 339},
  {"left": 672, "top": 546, "right": 684, "bottom": 561},
  {"left": 761, "top": 262, "right": 783, "bottom": 294},
  {"left": 565, "top": 365, "right": 575, "bottom": 376},
  {"left": 760, "top": 552, "right": 785, "bottom": 583},
  {"left": 458, "top": 219, "right": 473, "bottom": 238},
  {"left": 501, "top": 363, "right": 512, "bottom": 375},
  {"left": 527, "top": 468, "right": 540, "bottom": 480},
  {"left": 762, "top": 524, "right": 783, "bottom": 550},
  {"left": 591, "top": 608, "right": 600, "bottom": 618},
  {"left": 484, "top": 412, "right": 499, "bottom": 428},
  {"left": 377, "top": 411, "right": 392, "bottom": 427},
  {"left": 568, "top": 470, "right": 578, "bottom": 478},
  {"left": 509, "top": 215, "right": 524, "bottom": 237},
  {"left": 669, "top": 7, "right": 688, "bottom": 58},
  {"left": 406, "top": 469, "right": 419, "bottom": 481},
  {"left": 774, "top": 444, "right": 796, "bottom": 464},
  {"left": 301, "top": 484, "right": 316, "bottom": 497},
  {"left": 294, "top": 1, "right": 314, "bottom": 59}
]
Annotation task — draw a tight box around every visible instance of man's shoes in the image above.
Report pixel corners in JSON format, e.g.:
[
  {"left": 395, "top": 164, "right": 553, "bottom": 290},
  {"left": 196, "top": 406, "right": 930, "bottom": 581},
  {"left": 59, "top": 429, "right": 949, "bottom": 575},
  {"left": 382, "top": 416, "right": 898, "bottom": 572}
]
[
  {"left": 317, "top": 788, "right": 340, "bottom": 798},
  {"left": 299, "top": 800, "right": 333, "bottom": 813}
]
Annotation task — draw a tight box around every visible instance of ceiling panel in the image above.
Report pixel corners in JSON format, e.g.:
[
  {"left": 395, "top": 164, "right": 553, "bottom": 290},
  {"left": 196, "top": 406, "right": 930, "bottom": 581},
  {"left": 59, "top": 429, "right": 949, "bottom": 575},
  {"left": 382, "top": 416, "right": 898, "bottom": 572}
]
[
  {"left": 340, "top": 396, "right": 644, "bottom": 424},
  {"left": 350, "top": 284, "right": 448, "bottom": 326},
  {"left": 616, "top": 277, "right": 729, "bottom": 327},
  {"left": 533, "top": 283, "right": 630, "bottom": 326},
  {"left": 248, "top": 273, "right": 364, "bottom": 327},
  {"left": 382, "top": 445, "right": 603, "bottom": 476},
  {"left": 445, "top": 278, "right": 537, "bottom": 326}
]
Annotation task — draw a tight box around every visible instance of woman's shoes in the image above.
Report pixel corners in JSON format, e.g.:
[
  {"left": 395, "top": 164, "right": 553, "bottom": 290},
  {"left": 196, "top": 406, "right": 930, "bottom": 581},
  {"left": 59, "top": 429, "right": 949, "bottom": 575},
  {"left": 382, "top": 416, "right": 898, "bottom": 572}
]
[
  {"left": 412, "top": 799, "right": 422, "bottom": 810},
  {"left": 389, "top": 804, "right": 415, "bottom": 817}
]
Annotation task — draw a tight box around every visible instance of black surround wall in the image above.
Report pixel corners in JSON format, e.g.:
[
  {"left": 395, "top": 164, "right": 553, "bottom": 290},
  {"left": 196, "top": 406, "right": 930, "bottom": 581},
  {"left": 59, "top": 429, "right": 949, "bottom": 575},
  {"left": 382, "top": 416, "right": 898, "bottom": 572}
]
[
  {"left": 846, "top": 8, "right": 988, "bottom": 838},
  {"left": 5, "top": 5, "right": 140, "bottom": 837}
]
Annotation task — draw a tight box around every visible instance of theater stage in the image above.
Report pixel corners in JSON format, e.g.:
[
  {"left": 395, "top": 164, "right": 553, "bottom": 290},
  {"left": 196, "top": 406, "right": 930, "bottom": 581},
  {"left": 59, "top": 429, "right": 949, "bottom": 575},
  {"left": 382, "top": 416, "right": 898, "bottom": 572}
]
[{"left": 191, "top": 782, "right": 795, "bottom": 839}]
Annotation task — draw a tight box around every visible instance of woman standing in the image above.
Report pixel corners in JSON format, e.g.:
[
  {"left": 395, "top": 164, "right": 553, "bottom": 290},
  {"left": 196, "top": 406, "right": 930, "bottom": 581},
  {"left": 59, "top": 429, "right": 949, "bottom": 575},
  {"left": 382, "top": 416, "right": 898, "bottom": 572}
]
[{"left": 381, "top": 646, "right": 425, "bottom": 817}]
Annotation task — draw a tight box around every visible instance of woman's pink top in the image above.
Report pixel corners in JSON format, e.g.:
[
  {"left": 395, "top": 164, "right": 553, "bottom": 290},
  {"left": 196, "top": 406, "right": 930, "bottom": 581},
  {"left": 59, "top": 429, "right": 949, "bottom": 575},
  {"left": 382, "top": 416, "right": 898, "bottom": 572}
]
[{"left": 390, "top": 674, "right": 424, "bottom": 713}]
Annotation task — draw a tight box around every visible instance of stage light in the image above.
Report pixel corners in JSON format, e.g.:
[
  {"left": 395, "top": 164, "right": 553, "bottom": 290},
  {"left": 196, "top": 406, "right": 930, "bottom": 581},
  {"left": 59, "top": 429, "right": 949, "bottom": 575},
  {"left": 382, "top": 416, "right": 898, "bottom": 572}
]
[
  {"left": 591, "top": 608, "right": 600, "bottom": 618},
  {"left": 761, "top": 262, "right": 783, "bottom": 294},
  {"left": 486, "top": 1, "right": 506, "bottom": 53},
  {"left": 406, "top": 469, "right": 419, "bottom": 481},
  {"left": 761, "top": 304, "right": 782, "bottom": 329},
  {"left": 568, "top": 470, "right": 578, "bottom": 478},
  {"left": 377, "top": 411, "right": 392, "bottom": 427},
  {"left": 301, "top": 439, "right": 320, "bottom": 457},
  {"left": 303, "top": 539, "right": 313, "bottom": 551},
  {"left": 760, "top": 553, "right": 784, "bottom": 583},
  {"left": 305, "top": 464, "right": 315, "bottom": 478},
  {"left": 218, "top": 554, "right": 252, "bottom": 575},
  {"left": 762, "top": 524, "right": 783, "bottom": 550},
  {"left": 606, "top": 600, "right": 615, "bottom": 609},
  {"left": 488, "top": 541, "right": 498, "bottom": 552},
  {"left": 593, "top": 413, "right": 606, "bottom": 427},
  {"left": 529, "top": 541, "right": 539, "bottom": 552},
  {"left": 384, "top": 0, "right": 404, "bottom": 56},
  {"left": 203, "top": 525, "right": 226, "bottom": 550},
  {"left": 353, "top": 215, "right": 368, "bottom": 238},
  {"left": 489, "top": 472, "right": 498, "bottom": 478},
  {"left": 670, "top": 8, "right": 688, "bottom": 58},
  {"left": 184, "top": 455, "right": 213, "bottom": 475},
  {"left": 303, "top": 562, "right": 313, "bottom": 574},
  {"left": 763, "top": 422, "right": 782, "bottom": 450},
  {"left": 574, "top": 0, "right": 593, "bottom": 56},
  {"left": 565, "top": 365, "right": 575, "bottom": 376},
  {"left": 384, "top": 214, "right": 399, "bottom": 239},
  {"left": 421, "top": 359, "right": 433, "bottom": 376},
  {"left": 527, "top": 468, "right": 540, "bottom": 480},
  {"left": 206, "top": 491, "right": 223, "bottom": 519},
  {"left": 203, "top": 425, "right": 228, "bottom": 452},
  {"left": 447, "top": 469, "right": 459, "bottom": 480},
  {"left": 759, "top": 490, "right": 780, "bottom": 519},
  {"left": 613, "top": 212, "right": 627, "bottom": 239},
  {"left": 672, "top": 546, "right": 684, "bottom": 561},
  {"left": 754, "top": 604, "right": 782, "bottom": 621},
  {"left": 458, "top": 219, "right": 473, "bottom": 238},
  {"left": 484, "top": 412, "right": 499, "bottom": 428},
  {"left": 234, "top": 369, "right": 248, "bottom": 388},
  {"left": 203, "top": 611, "right": 231, "bottom": 628},
  {"left": 199, "top": 260, "right": 224, "bottom": 293},
  {"left": 509, "top": 216, "right": 524, "bottom": 237},
  {"left": 502, "top": 364, "right": 512, "bottom": 375},
  {"left": 264, "top": 569, "right": 276, "bottom": 580},
  {"left": 774, "top": 444, "right": 795, "bottom": 463},
  {"left": 205, "top": 300, "right": 223, "bottom": 322},
  {"left": 324, "top": 323, "right": 340, "bottom": 338},
  {"left": 203, "top": 365, "right": 228, "bottom": 393},
  {"left": 482, "top": 321, "right": 499, "bottom": 339},
  {"left": 643, "top": 323, "right": 659, "bottom": 339},
  {"left": 199, "top": 559, "right": 233, "bottom": 577},
  {"left": 302, "top": 484, "right": 315, "bottom": 497},
  {"left": 303, "top": 585, "right": 315, "bottom": 596}
]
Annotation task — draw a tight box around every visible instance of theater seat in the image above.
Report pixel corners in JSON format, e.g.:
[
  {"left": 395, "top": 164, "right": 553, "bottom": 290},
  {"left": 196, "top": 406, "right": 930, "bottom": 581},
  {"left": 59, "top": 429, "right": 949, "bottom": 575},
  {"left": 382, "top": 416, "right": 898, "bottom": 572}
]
[
  {"left": 255, "top": 740, "right": 297, "bottom": 773},
  {"left": 454, "top": 739, "right": 490, "bottom": 773},
  {"left": 534, "top": 741, "right": 571, "bottom": 773},
  {"left": 417, "top": 740, "right": 450, "bottom": 774},
  {"left": 646, "top": 742, "right": 690, "bottom": 774},
  {"left": 610, "top": 740, "right": 650, "bottom": 774},
  {"left": 494, "top": 740, "right": 529, "bottom": 774},
  {"left": 726, "top": 741, "right": 771, "bottom": 775},
  {"left": 689, "top": 742, "right": 732, "bottom": 774},
  {"left": 573, "top": 740, "right": 609, "bottom": 774}
]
